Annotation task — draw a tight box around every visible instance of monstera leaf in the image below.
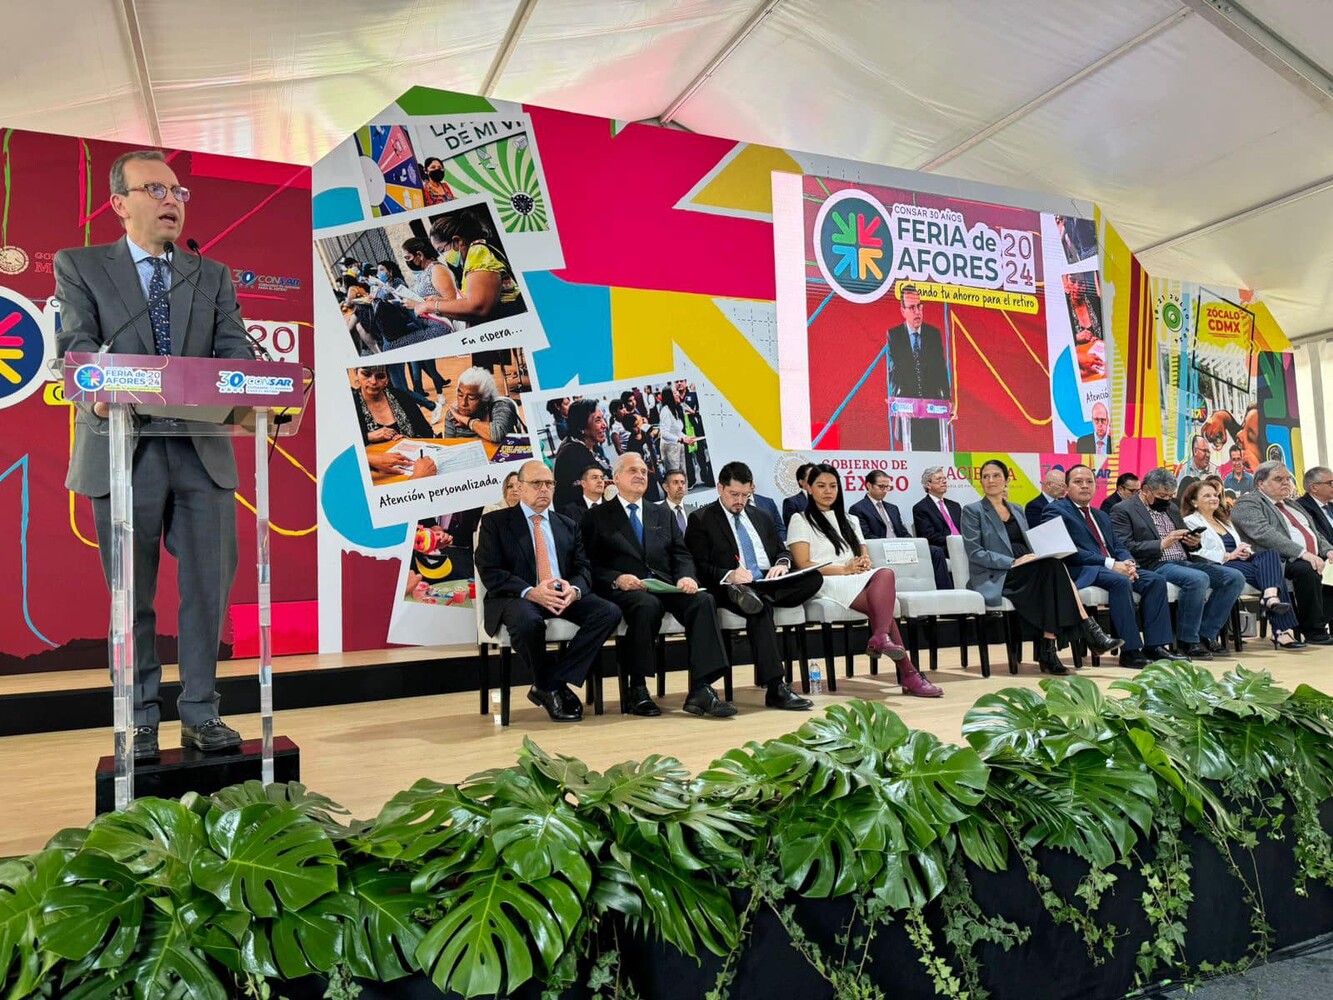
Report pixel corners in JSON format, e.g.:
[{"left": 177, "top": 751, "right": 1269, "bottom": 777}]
[
  {"left": 190, "top": 803, "right": 340, "bottom": 918},
  {"left": 881, "top": 730, "right": 989, "bottom": 848},
  {"left": 775, "top": 786, "right": 895, "bottom": 898},
  {"left": 414, "top": 856, "right": 582, "bottom": 998},
  {"left": 82, "top": 799, "right": 206, "bottom": 897},
  {"left": 343, "top": 863, "right": 432, "bottom": 983},
  {"left": 210, "top": 782, "right": 357, "bottom": 839},
  {"left": 123, "top": 897, "right": 229, "bottom": 1000},
  {"left": 241, "top": 892, "right": 357, "bottom": 980},
  {"left": 0, "top": 849, "right": 66, "bottom": 997},
  {"left": 793, "top": 701, "right": 911, "bottom": 771},
  {"left": 1001, "top": 748, "right": 1157, "bottom": 868},
  {"left": 40, "top": 853, "right": 144, "bottom": 971},
  {"left": 596, "top": 839, "right": 738, "bottom": 958},
  {"left": 354, "top": 780, "right": 490, "bottom": 866},
  {"left": 1040, "top": 675, "right": 1122, "bottom": 744},
  {"left": 963, "top": 687, "right": 1100, "bottom": 764}
]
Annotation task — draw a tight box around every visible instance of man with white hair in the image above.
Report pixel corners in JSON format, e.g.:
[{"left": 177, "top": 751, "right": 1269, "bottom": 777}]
[
  {"left": 442, "top": 366, "right": 519, "bottom": 441},
  {"left": 581, "top": 452, "right": 735, "bottom": 718},
  {"left": 911, "top": 465, "right": 959, "bottom": 587},
  {"left": 1231, "top": 461, "right": 1333, "bottom": 644}
]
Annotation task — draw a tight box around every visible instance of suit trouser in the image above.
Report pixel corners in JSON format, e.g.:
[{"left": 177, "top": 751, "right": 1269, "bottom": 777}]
[
  {"left": 713, "top": 572, "right": 823, "bottom": 685},
  {"left": 1284, "top": 559, "right": 1327, "bottom": 635},
  {"left": 496, "top": 593, "right": 622, "bottom": 689},
  {"left": 606, "top": 588, "right": 728, "bottom": 685},
  {"left": 1150, "top": 561, "right": 1246, "bottom": 643},
  {"left": 926, "top": 544, "right": 953, "bottom": 588},
  {"left": 90, "top": 436, "right": 237, "bottom": 727},
  {"left": 1087, "top": 566, "right": 1172, "bottom": 650}
]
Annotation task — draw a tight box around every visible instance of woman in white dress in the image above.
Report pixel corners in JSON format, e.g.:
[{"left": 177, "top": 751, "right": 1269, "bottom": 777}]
[{"left": 787, "top": 464, "right": 942, "bottom": 698}]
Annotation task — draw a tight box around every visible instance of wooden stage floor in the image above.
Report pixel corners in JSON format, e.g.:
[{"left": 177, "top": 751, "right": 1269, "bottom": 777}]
[{"left": 2, "top": 640, "right": 1329, "bottom": 858}]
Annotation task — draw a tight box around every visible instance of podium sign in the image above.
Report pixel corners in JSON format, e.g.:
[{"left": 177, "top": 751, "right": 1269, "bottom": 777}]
[{"left": 63, "top": 352, "right": 304, "bottom": 810}]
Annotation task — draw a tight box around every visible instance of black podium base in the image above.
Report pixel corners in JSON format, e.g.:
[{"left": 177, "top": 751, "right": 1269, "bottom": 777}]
[{"left": 94, "top": 736, "right": 300, "bottom": 814}]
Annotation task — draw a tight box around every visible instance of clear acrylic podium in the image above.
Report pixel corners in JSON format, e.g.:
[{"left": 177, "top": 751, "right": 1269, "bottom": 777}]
[{"left": 63, "top": 352, "right": 306, "bottom": 811}]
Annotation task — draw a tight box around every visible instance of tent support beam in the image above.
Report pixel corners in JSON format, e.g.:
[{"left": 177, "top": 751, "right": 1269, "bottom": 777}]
[
  {"left": 1181, "top": 0, "right": 1333, "bottom": 108},
  {"left": 118, "top": 0, "right": 162, "bottom": 146},
  {"left": 1134, "top": 174, "right": 1333, "bottom": 256},
  {"left": 658, "top": 0, "right": 785, "bottom": 126},
  {"left": 480, "top": 0, "right": 542, "bottom": 97},
  {"left": 915, "top": 8, "right": 1190, "bottom": 173}
]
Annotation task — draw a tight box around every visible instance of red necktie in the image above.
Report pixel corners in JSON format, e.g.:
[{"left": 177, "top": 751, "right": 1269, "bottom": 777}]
[
  {"left": 1277, "top": 502, "right": 1317, "bottom": 554},
  {"left": 1080, "top": 506, "right": 1108, "bottom": 557}
]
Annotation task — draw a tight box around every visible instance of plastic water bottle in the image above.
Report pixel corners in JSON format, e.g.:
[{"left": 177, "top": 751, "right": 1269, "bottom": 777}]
[
  {"left": 809, "top": 661, "right": 823, "bottom": 697},
  {"left": 491, "top": 691, "right": 502, "bottom": 726}
]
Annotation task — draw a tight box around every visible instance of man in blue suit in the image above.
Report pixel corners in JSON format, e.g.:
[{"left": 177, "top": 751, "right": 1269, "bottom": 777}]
[
  {"left": 781, "top": 462, "right": 815, "bottom": 529},
  {"left": 849, "top": 470, "right": 910, "bottom": 539},
  {"left": 746, "top": 486, "right": 786, "bottom": 543},
  {"left": 1041, "top": 464, "right": 1174, "bottom": 668}
]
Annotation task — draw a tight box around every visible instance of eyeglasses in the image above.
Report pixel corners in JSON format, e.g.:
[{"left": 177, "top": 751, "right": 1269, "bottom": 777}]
[
  {"left": 1311, "top": 480, "right": 1333, "bottom": 488},
  {"left": 524, "top": 480, "right": 555, "bottom": 489},
  {"left": 124, "top": 183, "right": 191, "bottom": 203}
]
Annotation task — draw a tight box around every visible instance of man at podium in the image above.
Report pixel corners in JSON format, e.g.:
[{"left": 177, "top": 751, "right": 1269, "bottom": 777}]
[{"left": 54, "top": 149, "right": 253, "bottom": 761}]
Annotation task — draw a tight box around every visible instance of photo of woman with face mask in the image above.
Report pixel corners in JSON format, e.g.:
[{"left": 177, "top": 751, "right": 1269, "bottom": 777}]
[{"left": 421, "top": 157, "right": 455, "bottom": 206}]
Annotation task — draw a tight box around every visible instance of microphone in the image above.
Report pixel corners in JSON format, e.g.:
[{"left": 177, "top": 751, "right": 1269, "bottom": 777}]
[{"left": 166, "top": 239, "right": 273, "bottom": 361}]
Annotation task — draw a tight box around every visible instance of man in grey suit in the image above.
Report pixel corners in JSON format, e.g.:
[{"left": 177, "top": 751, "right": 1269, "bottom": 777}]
[
  {"left": 55, "top": 150, "right": 254, "bottom": 759},
  {"left": 1230, "top": 462, "right": 1333, "bottom": 644}
]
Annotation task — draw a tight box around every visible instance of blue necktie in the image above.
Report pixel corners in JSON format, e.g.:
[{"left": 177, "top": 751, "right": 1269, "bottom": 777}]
[
  {"left": 734, "top": 512, "right": 761, "bottom": 576},
  {"left": 147, "top": 258, "right": 171, "bottom": 355},
  {"left": 627, "top": 502, "right": 643, "bottom": 546}
]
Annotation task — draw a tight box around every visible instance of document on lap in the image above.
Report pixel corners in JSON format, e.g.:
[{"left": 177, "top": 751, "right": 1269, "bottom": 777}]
[
  {"left": 750, "top": 561, "right": 831, "bottom": 584},
  {"left": 642, "top": 579, "right": 684, "bottom": 594},
  {"left": 1025, "top": 517, "right": 1077, "bottom": 559}
]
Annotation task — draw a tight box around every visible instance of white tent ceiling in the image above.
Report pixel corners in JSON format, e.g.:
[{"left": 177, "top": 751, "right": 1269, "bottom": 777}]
[{"left": 3, "top": 0, "right": 1329, "bottom": 338}]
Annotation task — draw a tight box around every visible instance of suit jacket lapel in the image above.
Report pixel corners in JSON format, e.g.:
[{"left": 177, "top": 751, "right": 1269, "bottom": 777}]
[
  {"left": 507, "top": 507, "right": 538, "bottom": 582},
  {"left": 712, "top": 503, "right": 741, "bottom": 563},
  {"left": 608, "top": 499, "right": 642, "bottom": 554},
  {"left": 980, "top": 501, "right": 1012, "bottom": 556},
  {"left": 168, "top": 249, "right": 200, "bottom": 356},
  {"left": 102, "top": 239, "right": 154, "bottom": 354}
]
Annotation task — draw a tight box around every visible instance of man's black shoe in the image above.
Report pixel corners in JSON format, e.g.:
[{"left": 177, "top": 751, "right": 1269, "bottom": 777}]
[
  {"left": 725, "top": 584, "right": 764, "bottom": 615},
  {"left": 1204, "top": 636, "right": 1227, "bottom": 654},
  {"left": 133, "top": 725, "right": 159, "bottom": 761},
  {"left": 180, "top": 719, "right": 242, "bottom": 753},
  {"left": 1179, "top": 642, "right": 1213, "bottom": 661},
  {"left": 527, "top": 686, "right": 581, "bottom": 722},
  {"left": 557, "top": 685, "right": 585, "bottom": 716},
  {"left": 683, "top": 684, "right": 738, "bottom": 718},
  {"left": 625, "top": 684, "right": 662, "bottom": 717},
  {"left": 765, "top": 681, "right": 813, "bottom": 711},
  {"left": 1119, "top": 649, "right": 1151, "bottom": 669},
  {"left": 1305, "top": 631, "right": 1333, "bottom": 646},
  {"left": 1144, "top": 645, "right": 1179, "bottom": 662}
]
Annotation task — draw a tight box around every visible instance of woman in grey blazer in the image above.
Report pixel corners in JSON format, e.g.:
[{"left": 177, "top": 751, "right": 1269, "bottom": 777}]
[{"left": 961, "top": 459, "right": 1122, "bottom": 674}]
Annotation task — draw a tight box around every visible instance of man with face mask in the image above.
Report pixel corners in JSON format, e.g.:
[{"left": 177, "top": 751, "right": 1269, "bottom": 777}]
[{"left": 1111, "top": 467, "right": 1245, "bottom": 658}]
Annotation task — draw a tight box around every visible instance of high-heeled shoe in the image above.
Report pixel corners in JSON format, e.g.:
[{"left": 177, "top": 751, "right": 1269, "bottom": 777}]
[
  {"left": 1036, "top": 637, "right": 1070, "bottom": 675},
  {"left": 867, "top": 632, "right": 908, "bottom": 661},
  {"left": 1079, "top": 617, "right": 1124, "bottom": 655},
  {"left": 1261, "top": 594, "right": 1292, "bottom": 618},
  {"left": 895, "top": 661, "right": 943, "bottom": 697},
  {"left": 1272, "top": 629, "right": 1307, "bottom": 650}
]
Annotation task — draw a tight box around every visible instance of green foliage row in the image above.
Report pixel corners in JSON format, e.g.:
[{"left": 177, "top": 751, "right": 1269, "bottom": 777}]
[{"left": 3, "top": 660, "right": 1333, "bottom": 1000}]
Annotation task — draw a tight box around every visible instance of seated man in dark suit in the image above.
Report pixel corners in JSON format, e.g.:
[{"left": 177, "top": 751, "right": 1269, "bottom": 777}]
[
  {"left": 911, "top": 466, "right": 958, "bottom": 588},
  {"left": 475, "top": 461, "right": 623, "bottom": 722},
  {"left": 685, "top": 462, "right": 817, "bottom": 712},
  {"left": 852, "top": 469, "right": 952, "bottom": 588},
  {"left": 1024, "top": 467, "right": 1066, "bottom": 524},
  {"left": 1296, "top": 466, "right": 1333, "bottom": 552},
  {"left": 581, "top": 452, "right": 735, "bottom": 718},
  {"left": 781, "top": 462, "right": 815, "bottom": 531},
  {"left": 747, "top": 486, "right": 785, "bottom": 543},
  {"left": 1100, "top": 473, "right": 1140, "bottom": 513},
  {"left": 1110, "top": 467, "right": 1245, "bottom": 659},
  {"left": 1041, "top": 464, "right": 1173, "bottom": 668},
  {"left": 557, "top": 464, "right": 607, "bottom": 525}
]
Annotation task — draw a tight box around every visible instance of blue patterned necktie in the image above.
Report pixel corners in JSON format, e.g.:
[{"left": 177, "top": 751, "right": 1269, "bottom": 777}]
[
  {"left": 627, "top": 503, "right": 644, "bottom": 546},
  {"left": 734, "top": 512, "right": 761, "bottom": 576},
  {"left": 147, "top": 257, "right": 171, "bottom": 355}
]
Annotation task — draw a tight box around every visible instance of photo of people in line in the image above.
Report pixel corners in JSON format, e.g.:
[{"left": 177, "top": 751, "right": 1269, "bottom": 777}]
[
  {"left": 317, "top": 199, "right": 530, "bottom": 358},
  {"left": 528, "top": 377, "right": 716, "bottom": 511},
  {"left": 347, "top": 349, "right": 531, "bottom": 487}
]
